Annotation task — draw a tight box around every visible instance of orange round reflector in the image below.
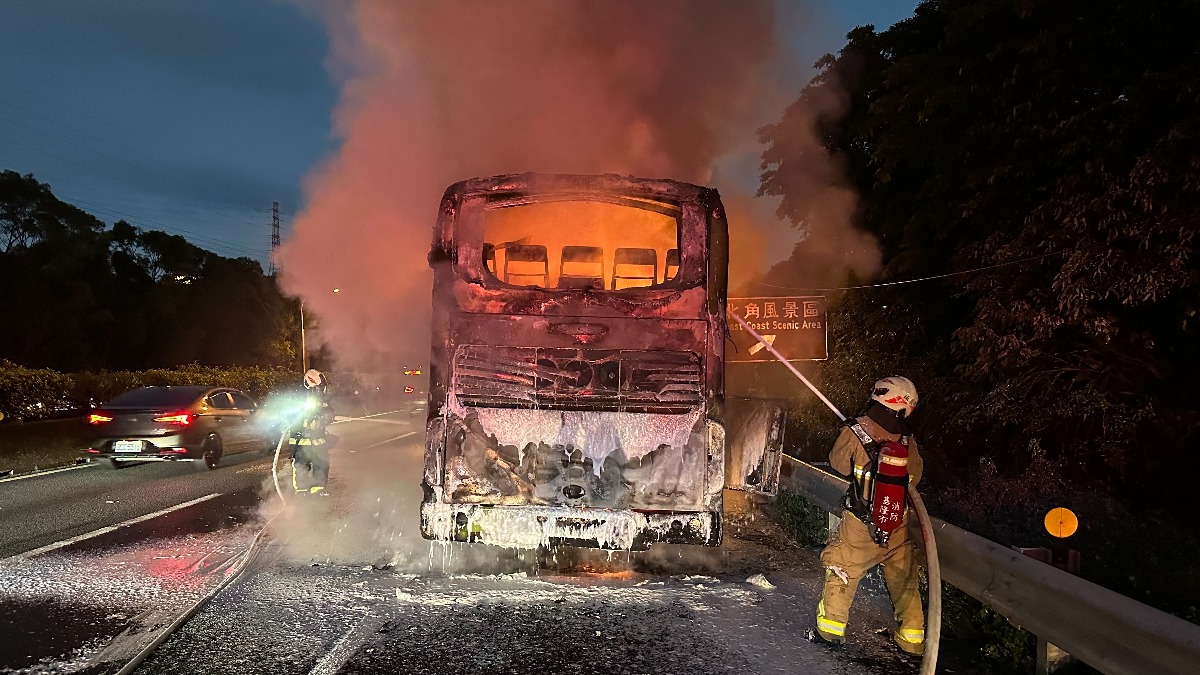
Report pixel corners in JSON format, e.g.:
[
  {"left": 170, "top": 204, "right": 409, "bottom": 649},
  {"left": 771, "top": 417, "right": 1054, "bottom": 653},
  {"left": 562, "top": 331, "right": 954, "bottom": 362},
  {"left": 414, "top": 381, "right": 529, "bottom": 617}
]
[{"left": 1044, "top": 507, "right": 1078, "bottom": 538}]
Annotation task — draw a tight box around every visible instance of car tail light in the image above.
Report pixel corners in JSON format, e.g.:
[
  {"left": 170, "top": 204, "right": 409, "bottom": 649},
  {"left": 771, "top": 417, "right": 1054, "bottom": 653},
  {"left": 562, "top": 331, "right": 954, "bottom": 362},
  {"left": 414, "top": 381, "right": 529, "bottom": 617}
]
[
  {"left": 86, "top": 448, "right": 100, "bottom": 454},
  {"left": 153, "top": 412, "right": 193, "bottom": 426},
  {"left": 87, "top": 413, "right": 113, "bottom": 425}
]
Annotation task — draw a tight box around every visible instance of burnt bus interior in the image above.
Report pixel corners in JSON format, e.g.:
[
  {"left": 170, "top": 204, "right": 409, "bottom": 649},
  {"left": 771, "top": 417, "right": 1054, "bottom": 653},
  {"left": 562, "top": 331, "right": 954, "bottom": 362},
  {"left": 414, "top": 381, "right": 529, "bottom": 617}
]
[
  {"left": 481, "top": 197, "right": 681, "bottom": 290},
  {"left": 423, "top": 175, "right": 729, "bottom": 550}
]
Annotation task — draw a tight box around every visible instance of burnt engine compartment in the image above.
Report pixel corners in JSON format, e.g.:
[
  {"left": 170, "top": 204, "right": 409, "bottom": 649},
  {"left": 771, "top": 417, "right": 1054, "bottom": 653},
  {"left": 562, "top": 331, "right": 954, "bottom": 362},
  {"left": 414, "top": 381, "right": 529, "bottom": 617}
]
[
  {"left": 453, "top": 345, "right": 702, "bottom": 412},
  {"left": 441, "top": 407, "right": 712, "bottom": 511}
]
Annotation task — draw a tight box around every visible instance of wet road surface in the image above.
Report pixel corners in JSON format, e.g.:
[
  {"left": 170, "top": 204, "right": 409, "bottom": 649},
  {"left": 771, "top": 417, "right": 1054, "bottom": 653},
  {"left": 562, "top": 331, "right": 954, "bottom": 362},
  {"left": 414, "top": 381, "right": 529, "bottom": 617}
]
[
  {"left": 0, "top": 412, "right": 971, "bottom": 674},
  {"left": 0, "top": 413, "right": 418, "bottom": 673},
  {"left": 131, "top": 502, "right": 923, "bottom": 675},
  {"left": 126, "top": 424, "right": 924, "bottom": 675}
]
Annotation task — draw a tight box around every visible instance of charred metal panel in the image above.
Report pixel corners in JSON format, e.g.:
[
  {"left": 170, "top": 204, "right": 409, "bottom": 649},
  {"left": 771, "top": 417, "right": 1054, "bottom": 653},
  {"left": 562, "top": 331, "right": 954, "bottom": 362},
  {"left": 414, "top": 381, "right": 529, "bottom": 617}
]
[
  {"left": 449, "top": 313, "right": 708, "bottom": 365},
  {"left": 724, "top": 397, "right": 786, "bottom": 495},
  {"left": 423, "top": 415, "right": 446, "bottom": 489},
  {"left": 452, "top": 345, "right": 701, "bottom": 412},
  {"left": 427, "top": 173, "right": 725, "bottom": 423},
  {"left": 438, "top": 407, "right": 715, "bottom": 512},
  {"left": 420, "top": 499, "right": 720, "bottom": 550}
]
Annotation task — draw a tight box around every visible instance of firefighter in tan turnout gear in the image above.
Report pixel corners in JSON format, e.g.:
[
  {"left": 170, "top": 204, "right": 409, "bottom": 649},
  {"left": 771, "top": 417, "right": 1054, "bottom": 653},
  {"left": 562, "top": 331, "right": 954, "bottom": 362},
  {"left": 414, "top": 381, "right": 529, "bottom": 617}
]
[
  {"left": 289, "top": 369, "right": 334, "bottom": 496},
  {"left": 815, "top": 376, "right": 926, "bottom": 656}
]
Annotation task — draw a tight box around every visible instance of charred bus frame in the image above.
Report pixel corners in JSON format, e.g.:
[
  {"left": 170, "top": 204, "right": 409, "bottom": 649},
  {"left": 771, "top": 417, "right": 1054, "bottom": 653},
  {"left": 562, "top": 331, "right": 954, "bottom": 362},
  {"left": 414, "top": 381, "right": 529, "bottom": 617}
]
[{"left": 421, "top": 173, "right": 729, "bottom": 550}]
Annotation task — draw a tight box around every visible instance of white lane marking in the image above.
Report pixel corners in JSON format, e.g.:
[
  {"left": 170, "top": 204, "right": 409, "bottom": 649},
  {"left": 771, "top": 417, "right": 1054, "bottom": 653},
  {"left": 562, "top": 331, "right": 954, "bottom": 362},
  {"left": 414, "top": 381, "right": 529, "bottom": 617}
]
[
  {"left": 337, "top": 418, "right": 411, "bottom": 426},
  {"left": 365, "top": 431, "right": 418, "bottom": 449},
  {"left": 307, "top": 612, "right": 373, "bottom": 675},
  {"left": 0, "top": 463, "right": 94, "bottom": 483},
  {"left": 1, "top": 492, "right": 222, "bottom": 563},
  {"left": 359, "top": 409, "right": 406, "bottom": 419},
  {"left": 330, "top": 409, "right": 406, "bottom": 424}
]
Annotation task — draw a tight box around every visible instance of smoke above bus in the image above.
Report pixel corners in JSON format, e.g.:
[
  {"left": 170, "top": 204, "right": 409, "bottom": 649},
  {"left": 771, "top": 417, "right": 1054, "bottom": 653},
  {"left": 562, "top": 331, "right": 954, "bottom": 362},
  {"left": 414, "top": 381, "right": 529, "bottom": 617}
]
[{"left": 274, "top": 0, "right": 881, "bottom": 373}]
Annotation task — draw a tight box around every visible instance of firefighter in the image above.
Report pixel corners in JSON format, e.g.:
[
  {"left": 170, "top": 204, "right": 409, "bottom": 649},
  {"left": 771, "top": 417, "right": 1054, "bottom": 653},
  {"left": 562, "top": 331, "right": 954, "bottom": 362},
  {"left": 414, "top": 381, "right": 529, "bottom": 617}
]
[
  {"left": 289, "top": 369, "right": 334, "bottom": 496},
  {"left": 814, "top": 376, "right": 926, "bottom": 656}
]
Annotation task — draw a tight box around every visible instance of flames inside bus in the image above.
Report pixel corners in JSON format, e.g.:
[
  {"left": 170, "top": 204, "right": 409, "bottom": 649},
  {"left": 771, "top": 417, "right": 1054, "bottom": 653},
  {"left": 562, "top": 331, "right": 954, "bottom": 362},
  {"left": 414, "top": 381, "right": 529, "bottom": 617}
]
[{"left": 421, "top": 174, "right": 731, "bottom": 551}]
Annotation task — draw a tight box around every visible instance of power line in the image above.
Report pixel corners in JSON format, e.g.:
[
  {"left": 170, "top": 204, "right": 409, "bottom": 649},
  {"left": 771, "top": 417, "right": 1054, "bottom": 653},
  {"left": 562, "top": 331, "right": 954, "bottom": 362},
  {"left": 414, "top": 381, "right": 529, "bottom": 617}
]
[
  {"left": 750, "top": 251, "right": 1064, "bottom": 292},
  {"left": 0, "top": 106, "right": 275, "bottom": 227},
  {"left": 64, "top": 197, "right": 271, "bottom": 259},
  {"left": 269, "top": 201, "right": 280, "bottom": 275},
  {"left": 0, "top": 99, "right": 285, "bottom": 219},
  {"left": 1, "top": 130, "right": 275, "bottom": 245},
  {"left": 1, "top": 132, "right": 273, "bottom": 259},
  {"left": 55, "top": 189, "right": 273, "bottom": 230}
]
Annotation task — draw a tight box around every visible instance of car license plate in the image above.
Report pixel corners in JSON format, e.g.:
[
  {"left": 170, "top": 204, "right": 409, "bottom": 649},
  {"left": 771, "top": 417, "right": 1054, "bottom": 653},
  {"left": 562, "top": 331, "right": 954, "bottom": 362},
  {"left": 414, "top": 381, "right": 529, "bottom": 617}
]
[{"left": 113, "top": 440, "right": 143, "bottom": 453}]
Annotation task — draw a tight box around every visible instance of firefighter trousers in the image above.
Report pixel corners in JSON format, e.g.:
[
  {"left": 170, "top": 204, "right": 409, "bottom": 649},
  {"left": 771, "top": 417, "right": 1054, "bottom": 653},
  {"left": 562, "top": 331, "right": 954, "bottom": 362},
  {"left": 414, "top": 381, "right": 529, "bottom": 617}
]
[
  {"left": 290, "top": 439, "right": 329, "bottom": 493},
  {"left": 816, "top": 511, "right": 925, "bottom": 653}
]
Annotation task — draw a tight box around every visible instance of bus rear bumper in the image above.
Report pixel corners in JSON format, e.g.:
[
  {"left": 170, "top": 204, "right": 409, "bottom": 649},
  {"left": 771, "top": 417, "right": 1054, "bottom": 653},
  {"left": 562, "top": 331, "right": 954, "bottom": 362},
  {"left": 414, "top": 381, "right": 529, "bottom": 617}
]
[{"left": 420, "top": 501, "right": 720, "bottom": 551}]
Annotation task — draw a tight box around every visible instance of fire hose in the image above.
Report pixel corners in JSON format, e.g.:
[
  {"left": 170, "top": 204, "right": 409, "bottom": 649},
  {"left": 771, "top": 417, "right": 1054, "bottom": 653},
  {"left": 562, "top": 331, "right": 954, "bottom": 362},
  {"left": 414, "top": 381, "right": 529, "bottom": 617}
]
[
  {"left": 271, "top": 428, "right": 290, "bottom": 504},
  {"left": 730, "top": 311, "right": 941, "bottom": 674},
  {"left": 112, "top": 512, "right": 280, "bottom": 675},
  {"left": 269, "top": 396, "right": 322, "bottom": 505}
]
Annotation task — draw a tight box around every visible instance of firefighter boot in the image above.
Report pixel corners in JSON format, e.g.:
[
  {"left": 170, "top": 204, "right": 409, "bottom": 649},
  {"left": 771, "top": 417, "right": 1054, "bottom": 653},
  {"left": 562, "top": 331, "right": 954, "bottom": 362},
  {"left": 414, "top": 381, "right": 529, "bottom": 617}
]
[
  {"left": 893, "top": 630, "right": 925, "bottom": 656},
  {"left": 882, "top": 541, "right": 926, "bottom": 656},
  {"left": 810, "top": 625, "right": 844, "bottom": 648}
]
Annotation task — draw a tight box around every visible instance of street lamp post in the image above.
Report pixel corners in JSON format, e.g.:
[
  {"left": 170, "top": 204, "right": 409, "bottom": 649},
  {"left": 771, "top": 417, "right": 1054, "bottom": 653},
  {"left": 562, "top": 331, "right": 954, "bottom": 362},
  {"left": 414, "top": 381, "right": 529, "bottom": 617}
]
[
  {"left": 299, "top": 288, "right": 338, "bottom": 373},
  {"left": 299, "top": 300, "right": 308, "bottom": 373}
]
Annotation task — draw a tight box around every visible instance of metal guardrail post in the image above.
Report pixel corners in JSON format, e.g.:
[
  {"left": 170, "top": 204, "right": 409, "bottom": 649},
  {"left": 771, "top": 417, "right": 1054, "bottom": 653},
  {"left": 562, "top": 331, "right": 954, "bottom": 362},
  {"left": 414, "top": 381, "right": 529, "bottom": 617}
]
[{"left": 777, "top": 455, "right": 1200, "bottom": 675}]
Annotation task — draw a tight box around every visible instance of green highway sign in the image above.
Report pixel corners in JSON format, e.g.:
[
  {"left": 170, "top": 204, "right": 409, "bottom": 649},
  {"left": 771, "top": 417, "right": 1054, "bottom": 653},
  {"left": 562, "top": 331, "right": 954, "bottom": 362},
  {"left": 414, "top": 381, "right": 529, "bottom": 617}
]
[{"left": 727, "top": 296, "right": 828, "bottom": 362}]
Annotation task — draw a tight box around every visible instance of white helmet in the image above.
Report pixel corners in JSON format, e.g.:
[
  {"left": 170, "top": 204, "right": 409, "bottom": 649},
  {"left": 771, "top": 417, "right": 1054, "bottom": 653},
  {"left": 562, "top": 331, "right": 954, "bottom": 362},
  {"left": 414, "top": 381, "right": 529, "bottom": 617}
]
[
  {"left": 303, "top": 369, "right": 325, "bottom": 390},
  {"left": 871, "top": 376, "right": 918, "bottom": 417}
]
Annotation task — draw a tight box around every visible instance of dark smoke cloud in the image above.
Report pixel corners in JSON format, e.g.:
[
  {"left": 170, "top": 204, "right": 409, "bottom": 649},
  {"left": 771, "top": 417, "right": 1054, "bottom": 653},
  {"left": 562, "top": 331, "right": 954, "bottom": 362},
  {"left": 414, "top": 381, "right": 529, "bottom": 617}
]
[{"left": 277, "top": 0, "right": 875, "bottom": 370}]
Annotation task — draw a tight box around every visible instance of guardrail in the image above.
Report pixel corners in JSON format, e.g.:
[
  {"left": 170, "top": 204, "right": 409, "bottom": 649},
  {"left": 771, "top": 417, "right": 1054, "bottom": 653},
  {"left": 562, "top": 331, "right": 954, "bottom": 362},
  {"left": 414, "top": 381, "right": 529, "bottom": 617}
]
[{"left": 777, "top": 456, "right": 1200, "bottom": 675}]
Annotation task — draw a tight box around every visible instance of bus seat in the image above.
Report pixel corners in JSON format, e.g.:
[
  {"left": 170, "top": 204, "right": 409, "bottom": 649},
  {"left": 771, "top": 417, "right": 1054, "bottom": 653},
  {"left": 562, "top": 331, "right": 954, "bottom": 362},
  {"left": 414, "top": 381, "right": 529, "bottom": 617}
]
[
  {"left": 558, "top": 245, "right": 604, "bottom": 290},
  {"left": 503, "top": 244, "right": 549, "bottom": 286},
  {"left": 612, "top": 247, "right": 658, "bottom": 290},
  {"left": 664, "top": 248, "right": 679, "bottom": 282},
  {"left": 483, "top": 243, "right": 497, "bottom": 276}
]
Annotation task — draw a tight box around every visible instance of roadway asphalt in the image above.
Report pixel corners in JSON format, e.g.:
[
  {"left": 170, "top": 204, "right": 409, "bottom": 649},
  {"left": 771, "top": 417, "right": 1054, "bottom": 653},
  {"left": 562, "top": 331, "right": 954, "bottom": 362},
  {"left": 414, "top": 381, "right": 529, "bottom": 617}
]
[
  {"left": 0, "top": 411, "right": 986, "bottom": 675},
  {"left": 0, "top": 412, "right": 422, "bottom": 673},
  {"left": 0, "top": 412, "right": 420, "bottom": 560},
  {"left": 130, "top": 469, "right": 927, "bottom": 675}
]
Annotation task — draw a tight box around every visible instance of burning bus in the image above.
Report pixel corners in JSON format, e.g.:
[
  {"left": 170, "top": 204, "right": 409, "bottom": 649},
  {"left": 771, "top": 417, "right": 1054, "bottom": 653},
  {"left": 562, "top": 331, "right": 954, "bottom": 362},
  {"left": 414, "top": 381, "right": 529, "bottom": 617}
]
[{"left": 420, "top": 173, "right": 751, "bottom": 550}]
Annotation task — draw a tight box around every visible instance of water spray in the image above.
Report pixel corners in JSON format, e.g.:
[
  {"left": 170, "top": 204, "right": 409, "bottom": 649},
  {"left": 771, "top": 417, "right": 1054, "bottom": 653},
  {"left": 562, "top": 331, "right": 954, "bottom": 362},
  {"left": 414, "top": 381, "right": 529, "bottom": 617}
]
[
  {"left": 729, "top": 311, "right": 941, "bottom": 674},
  {"left": 261, "top": 393, "right": 322, "bottom": 506}
]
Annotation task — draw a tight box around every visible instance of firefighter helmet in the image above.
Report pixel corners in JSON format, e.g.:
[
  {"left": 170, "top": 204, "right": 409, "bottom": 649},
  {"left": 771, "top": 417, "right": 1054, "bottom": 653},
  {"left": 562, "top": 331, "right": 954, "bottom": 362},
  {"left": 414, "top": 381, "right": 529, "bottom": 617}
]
[
  {"left": 303, "top": 369, "right": 325, "bottom": 390},
  {"left": 871, "top": 376, "right": 918, "bottom": 417}
]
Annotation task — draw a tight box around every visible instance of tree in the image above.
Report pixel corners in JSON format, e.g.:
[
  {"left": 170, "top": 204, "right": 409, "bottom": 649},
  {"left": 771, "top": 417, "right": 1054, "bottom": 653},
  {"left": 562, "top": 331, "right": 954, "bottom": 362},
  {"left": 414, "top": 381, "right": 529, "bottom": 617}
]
[
  {"left": 0, "top": 170, "right": 299, "bottom": 372},
  {"left": 758, "top": 0, "right": 1200, "bottom": 496}
]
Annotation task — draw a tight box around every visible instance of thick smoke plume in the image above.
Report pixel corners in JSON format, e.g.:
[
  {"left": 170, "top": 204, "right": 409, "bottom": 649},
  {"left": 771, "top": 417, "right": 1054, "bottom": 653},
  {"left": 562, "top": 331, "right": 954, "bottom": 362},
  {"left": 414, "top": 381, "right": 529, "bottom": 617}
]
[
  {"left": 276, "top": 0, "right": 876, "bottom": 370},
  {"left": 269, "top": 2, "right": 884, "bottom": 566}
]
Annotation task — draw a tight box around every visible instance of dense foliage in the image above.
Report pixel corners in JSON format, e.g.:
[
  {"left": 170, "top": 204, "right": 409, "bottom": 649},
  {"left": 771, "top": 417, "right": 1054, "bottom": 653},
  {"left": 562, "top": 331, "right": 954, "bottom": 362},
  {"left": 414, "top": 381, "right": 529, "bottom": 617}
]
[
  {"left": 0, "top": 360, "right": 74, "bottom": 421},
  {"left": 759, "top": 0, "right": 1200, "bottom": 618},
  {"left": 0, "top": 360, "right": 296, "bottom": 421},
  {"left": 761, "top": 0, "right": 1198, "bottom": 502},
  {"left": 0, "top": 170, "right": 300, "bottom": 372}
]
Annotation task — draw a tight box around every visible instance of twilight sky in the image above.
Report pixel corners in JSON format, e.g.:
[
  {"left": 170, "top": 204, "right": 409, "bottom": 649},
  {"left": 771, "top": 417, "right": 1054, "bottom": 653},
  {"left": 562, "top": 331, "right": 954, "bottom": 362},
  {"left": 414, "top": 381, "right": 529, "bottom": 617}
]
[{"left": 0, "top": 1, "right": 918, "bottom": 267}]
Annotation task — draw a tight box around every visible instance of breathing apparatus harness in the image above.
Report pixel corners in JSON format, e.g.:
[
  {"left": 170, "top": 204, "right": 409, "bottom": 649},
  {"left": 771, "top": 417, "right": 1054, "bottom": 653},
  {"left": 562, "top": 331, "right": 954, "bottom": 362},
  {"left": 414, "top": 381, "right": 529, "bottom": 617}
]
[{"left": 842, "top": 417, "right": 911, "bottom": 547}]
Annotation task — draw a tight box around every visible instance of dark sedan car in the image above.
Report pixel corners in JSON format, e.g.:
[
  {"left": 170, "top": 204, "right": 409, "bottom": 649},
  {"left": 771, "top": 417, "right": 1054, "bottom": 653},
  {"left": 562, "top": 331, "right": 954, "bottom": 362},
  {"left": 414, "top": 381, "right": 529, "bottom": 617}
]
[{"left": 84, "top": 385, "right": 271, "bottom": 469}]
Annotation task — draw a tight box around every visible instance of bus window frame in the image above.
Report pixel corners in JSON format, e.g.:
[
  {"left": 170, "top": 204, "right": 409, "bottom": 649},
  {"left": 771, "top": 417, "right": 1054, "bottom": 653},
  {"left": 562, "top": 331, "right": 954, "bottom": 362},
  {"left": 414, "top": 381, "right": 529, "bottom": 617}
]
[{"left": 453, "top": 193, "right": 701, "bottom": 294}]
